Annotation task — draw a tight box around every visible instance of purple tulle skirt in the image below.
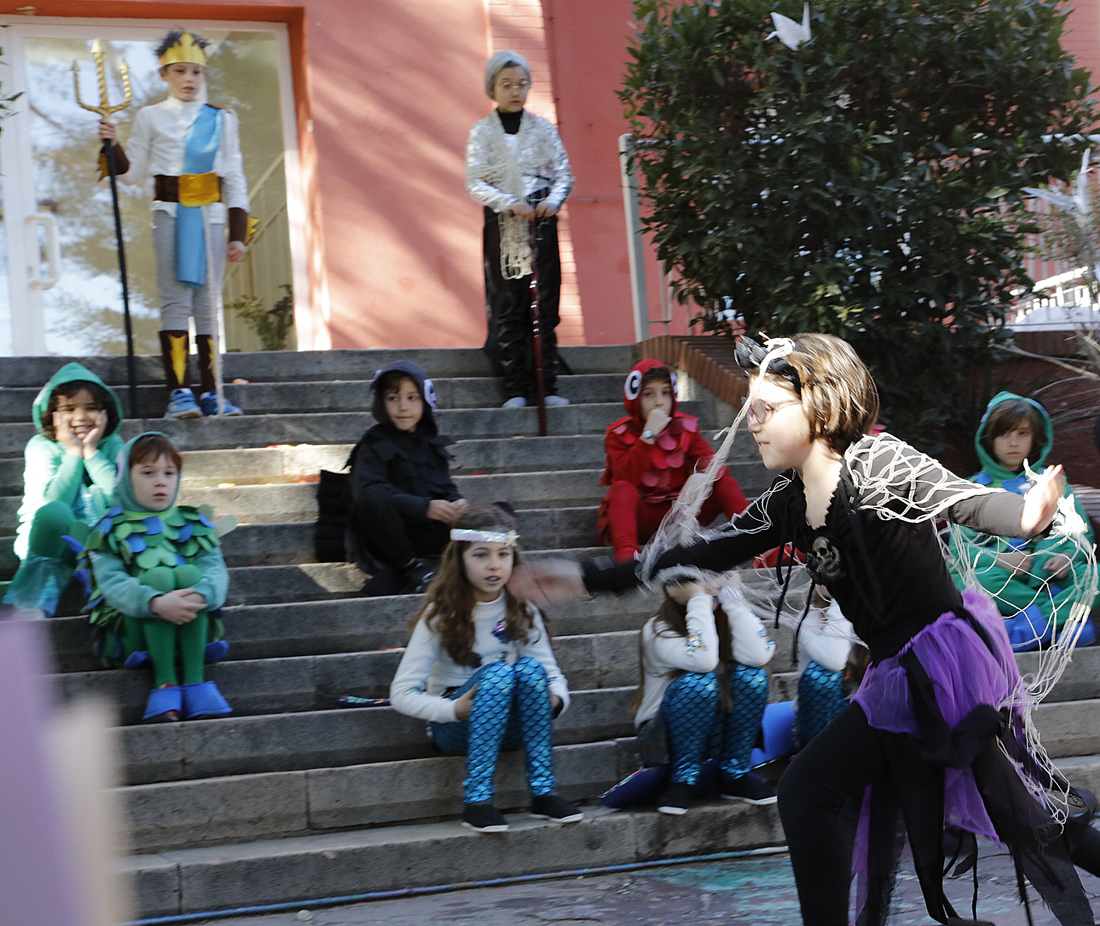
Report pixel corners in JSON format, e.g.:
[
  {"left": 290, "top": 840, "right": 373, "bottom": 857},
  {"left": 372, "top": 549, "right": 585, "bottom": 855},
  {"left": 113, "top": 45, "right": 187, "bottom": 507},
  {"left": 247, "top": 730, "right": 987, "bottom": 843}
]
[{"left": 852, "top": 589, "right": 1029, "bottom": 840}]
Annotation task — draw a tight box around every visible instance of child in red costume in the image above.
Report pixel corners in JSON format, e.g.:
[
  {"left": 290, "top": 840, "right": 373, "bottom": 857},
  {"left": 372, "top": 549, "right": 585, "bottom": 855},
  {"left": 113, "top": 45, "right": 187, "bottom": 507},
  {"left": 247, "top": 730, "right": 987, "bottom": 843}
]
[{"left": 597, "top": 361, "right": 749, "bottom": 562}]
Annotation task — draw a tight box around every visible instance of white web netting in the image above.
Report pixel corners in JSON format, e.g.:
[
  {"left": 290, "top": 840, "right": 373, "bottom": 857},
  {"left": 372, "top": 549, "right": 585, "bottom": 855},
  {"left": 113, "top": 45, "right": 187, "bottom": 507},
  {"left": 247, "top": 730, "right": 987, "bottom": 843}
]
[{"left": 635, "top": 337, "right": 1099, "bottom": 824}]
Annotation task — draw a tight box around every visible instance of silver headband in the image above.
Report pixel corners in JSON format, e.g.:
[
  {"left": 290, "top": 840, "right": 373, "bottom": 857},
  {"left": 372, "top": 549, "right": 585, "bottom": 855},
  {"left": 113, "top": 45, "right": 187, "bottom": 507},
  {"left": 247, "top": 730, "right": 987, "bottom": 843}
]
[{"left": 450, "top": 528, "right": 519, "bottom": 545}]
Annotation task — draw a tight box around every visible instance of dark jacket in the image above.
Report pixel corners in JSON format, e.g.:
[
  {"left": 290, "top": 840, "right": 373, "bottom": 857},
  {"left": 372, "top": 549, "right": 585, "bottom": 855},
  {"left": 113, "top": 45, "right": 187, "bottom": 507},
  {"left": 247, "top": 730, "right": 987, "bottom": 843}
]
[{"left": 349, "top": 361, "right": 462, "bottom": 523}]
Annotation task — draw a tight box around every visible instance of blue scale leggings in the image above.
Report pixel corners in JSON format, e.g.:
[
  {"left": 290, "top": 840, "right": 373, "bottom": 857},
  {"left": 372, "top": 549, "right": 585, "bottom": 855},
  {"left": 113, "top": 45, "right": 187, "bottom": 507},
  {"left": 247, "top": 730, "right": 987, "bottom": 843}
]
[
  {"left": 796, "top": 660, "right": 848, "bottom": 748},
  {"left": 429, "top": 656, "right": 556, "bottom": 804},
  {"left": 655, "top": 664, "right": 769, "bottom": 785}
]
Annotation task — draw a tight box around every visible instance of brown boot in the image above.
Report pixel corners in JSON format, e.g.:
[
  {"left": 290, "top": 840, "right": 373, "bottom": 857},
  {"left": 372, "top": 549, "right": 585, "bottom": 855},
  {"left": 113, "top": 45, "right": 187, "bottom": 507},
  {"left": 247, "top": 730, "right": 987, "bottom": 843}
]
[
  {"left": 159, "top": 330, "right": 201, "bottom": 419},
  {"left": 196, "top": 334, "right": 243, "bottom": 416}
]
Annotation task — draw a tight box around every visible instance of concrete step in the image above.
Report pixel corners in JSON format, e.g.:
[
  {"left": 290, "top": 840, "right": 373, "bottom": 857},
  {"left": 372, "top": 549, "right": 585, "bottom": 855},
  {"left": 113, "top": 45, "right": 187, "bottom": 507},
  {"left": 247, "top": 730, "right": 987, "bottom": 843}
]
[
  {"left": 0, "top": 428, "right": 766, "bottom": 489},
  {"left": 0, "top": 374, "right": 630, "bottom": 422},
  {"left": 114, "top": 687, "right": 637, "bottom": 785},
  {"left": 48, "top": 591, "right": 660, "bottom": 671},
  {"left": 1, "top": 505, "right": 608, "bottom": 581},
  {"left": 0, "top": 345, "right": 637, "bottom": 388},
  {"left": 122, "top": 739, "right": 633, "bottom": 853},
  {"left": 125, "top": 799, "right": 782, "bottom": 921},
  {"left": 0, "top": 400, "right": 716, "bottom": 457},
  {"left": 180, "top": 470, "right": 608, "bottom": 523},
  {"left": 58, "top": 632, "right": 641, "bottom": 724}
]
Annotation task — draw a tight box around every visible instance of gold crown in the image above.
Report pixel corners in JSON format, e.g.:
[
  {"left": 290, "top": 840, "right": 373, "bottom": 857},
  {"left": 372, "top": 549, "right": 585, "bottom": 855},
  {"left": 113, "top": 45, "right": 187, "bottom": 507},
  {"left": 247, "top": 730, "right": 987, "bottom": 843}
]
[{"left": 159, "top": 32, "right": 206, "bottom": 68}]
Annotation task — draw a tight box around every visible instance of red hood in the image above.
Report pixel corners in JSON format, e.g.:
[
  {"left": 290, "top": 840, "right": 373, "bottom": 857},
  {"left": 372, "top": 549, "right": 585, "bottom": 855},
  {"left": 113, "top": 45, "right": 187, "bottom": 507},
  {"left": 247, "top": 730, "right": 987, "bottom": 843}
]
[{"left": 623, "top": 359, "right": 677, "bottom": 423}]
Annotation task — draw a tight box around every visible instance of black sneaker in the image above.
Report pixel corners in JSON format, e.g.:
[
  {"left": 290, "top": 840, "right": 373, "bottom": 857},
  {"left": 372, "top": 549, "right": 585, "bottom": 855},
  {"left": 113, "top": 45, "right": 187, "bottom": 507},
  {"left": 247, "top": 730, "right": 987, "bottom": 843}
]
[
  {"left": 720, "top": 773, "right": 777, "bottom": 805},
  {"left": 657, "top": 781, "right": 693, "bottom": 816},
  {"left": 462, "top": 801, "right": 508, "bottom": 833},
  {"left": 403, "top": 560, "right": 436, "bottom": 594},
  {"left": 530, "top": 792, "right": 583, "bottom": 824}
]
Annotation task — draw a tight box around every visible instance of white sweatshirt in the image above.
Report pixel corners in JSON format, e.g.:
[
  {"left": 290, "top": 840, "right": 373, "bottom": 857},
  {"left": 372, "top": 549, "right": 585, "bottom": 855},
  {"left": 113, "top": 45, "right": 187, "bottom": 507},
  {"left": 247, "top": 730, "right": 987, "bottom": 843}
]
[
  {"left": 634, "top": 591, "right": 775, "bottom": 727},
  {"left": 390, "top": 594, "right": 569, "bottom": 725},
  {"left": 797, "top": 600, "right": 856, "bottom": 674}
]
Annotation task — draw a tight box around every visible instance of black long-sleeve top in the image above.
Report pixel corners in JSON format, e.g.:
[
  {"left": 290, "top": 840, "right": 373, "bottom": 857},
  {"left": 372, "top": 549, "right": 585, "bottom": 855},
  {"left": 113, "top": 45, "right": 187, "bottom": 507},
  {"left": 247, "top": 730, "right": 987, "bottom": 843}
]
[{"left": 584, "top": 435, "right": 1032, "bottom": 662}]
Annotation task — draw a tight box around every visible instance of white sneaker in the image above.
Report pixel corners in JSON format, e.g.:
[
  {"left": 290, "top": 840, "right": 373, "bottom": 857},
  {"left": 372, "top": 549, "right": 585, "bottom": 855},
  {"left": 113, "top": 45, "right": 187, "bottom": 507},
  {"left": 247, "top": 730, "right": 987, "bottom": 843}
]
[
  {"left": 545, "top": 395, "right": 570, "bottom": 407},
  {"left": 502, "top": 396, "right": 527, "bottom": 408}
]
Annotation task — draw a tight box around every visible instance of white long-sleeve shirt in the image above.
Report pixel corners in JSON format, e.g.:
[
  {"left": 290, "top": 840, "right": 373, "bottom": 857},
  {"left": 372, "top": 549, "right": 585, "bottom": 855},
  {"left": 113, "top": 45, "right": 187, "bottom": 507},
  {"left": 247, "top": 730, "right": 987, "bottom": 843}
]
[
  {"left": 797, "top": 600, "right": 856, "bottom": 674},
  {"left": 121, "top": 97, "right": 249, "bottom": 223},
  {"left": 635, "top": 592, "right": 775, "bottom": 727},
  {"left": 390, "top": 595, "right": 569, "bottom": 725}
]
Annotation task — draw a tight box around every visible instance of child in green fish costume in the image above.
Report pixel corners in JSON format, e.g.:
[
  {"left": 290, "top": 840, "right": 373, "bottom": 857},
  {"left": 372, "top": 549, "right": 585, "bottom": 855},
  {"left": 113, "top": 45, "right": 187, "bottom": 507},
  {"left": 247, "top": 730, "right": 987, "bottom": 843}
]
[
  {"left": 83, "top": 432, "right": 235, "bottom": 722},
  {"left": 5, "top": 362, "right": 124, "bottom": 616}
]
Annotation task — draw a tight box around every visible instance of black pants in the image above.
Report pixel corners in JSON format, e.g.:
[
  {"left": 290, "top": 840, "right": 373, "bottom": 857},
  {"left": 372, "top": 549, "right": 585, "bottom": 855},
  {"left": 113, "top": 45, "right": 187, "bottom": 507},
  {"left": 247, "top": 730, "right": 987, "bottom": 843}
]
[
  {"left": 482, "top": 205, "right": 561, "bottom": 401},
  {"left": 778, "top": 702, "right": 1098, "bottom": 926},
  {"left": 352, "top": 486, "right": 451, "bottom": 572},
  {"left": 777, "top": 703, "right": 892, "bottom": 926}
]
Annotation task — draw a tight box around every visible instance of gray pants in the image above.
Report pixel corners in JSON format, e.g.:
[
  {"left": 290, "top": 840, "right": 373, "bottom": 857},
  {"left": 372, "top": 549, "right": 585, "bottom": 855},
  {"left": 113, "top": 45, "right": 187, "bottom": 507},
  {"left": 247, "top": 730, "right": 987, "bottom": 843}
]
[{"left": 152, "top": 211, "right": 227, "bottom": 334}]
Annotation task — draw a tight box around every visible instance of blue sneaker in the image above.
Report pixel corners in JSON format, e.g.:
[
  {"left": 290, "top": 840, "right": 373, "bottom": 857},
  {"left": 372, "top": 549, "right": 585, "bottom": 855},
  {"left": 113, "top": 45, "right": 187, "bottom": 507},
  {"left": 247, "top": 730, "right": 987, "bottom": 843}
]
[
  {"left": 165, "top": 388, "right": 202, "bottom": 420},
  {"left": 198, "top": 392, "right": 244, "bottom": 416}
]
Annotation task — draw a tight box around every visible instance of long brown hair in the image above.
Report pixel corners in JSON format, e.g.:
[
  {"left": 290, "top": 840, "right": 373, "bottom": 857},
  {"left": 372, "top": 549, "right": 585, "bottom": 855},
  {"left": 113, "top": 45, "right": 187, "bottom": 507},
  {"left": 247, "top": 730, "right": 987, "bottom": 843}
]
[
  {"left": 631, "top": 591, "right": 734, "bottom": 713},
  {"left": 409, "top": 504, "right": 535, "bottom": 667}
]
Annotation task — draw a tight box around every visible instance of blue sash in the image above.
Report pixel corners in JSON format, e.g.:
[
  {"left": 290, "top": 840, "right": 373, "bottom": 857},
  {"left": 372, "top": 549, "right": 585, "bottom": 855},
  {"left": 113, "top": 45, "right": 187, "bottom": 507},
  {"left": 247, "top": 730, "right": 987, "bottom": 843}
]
[{"left": 176, "top": 105, "right": 224, "bottom": 287}]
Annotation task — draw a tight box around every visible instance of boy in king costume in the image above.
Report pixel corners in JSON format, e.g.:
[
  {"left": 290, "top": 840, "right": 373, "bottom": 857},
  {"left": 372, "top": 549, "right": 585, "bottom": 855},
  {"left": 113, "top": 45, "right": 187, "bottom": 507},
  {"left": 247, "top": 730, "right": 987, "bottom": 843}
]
[{"left": 99, "top": 29, "right": 249, "bottom": 419}]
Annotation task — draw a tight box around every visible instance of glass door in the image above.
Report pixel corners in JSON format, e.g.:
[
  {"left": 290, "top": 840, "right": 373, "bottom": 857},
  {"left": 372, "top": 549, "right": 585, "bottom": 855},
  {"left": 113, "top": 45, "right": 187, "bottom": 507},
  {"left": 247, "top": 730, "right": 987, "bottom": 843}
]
[{"left": 0, "top": 20, "right": 299, "bottom": 356}]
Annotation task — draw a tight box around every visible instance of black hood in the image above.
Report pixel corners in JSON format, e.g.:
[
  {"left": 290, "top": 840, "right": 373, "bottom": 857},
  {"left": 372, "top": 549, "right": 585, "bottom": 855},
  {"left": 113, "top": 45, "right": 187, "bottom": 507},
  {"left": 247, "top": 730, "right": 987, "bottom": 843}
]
[{"left": 370, "top": 360, "right": 439, "bottom": 438}]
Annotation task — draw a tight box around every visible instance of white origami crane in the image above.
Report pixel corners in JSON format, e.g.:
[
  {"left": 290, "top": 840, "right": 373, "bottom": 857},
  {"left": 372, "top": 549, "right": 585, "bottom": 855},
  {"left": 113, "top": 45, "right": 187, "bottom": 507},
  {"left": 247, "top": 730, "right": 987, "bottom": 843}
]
[
  {"left": 768, "top": 3, "right": 812, "bottom": 50},
  {"left": 1023, "top": 148, "right": 1100, "bottom": 289},
  {"left": 1023, "top": 148, "right": 1092, "bottom": 226}
]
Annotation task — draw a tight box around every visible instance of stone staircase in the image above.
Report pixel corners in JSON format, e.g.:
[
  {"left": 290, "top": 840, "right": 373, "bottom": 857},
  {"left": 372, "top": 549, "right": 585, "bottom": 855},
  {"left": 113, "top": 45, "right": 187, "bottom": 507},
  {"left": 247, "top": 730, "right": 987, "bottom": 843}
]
[{"left": 3, "top": 347, "right": 1099, "bottom": 920}]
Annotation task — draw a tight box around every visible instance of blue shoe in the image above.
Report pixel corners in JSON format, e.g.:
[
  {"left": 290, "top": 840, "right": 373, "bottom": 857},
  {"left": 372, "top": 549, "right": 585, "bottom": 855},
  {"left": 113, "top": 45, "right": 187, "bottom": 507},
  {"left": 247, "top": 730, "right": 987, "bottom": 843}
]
[
  {"left": 123, "top": 650, "right": 150, "bottom": 670},
  {"left": 204, "top": 640, "right": 230, "bottom": 663},
  {"left": 198, "top": 392, "right": 243, "bottom": 416},
  {"left": 181, "top": 680, "right": 233, "bottom": 719},
  {"left": 165, "top": 388, "right": 202, "bottom": 420},
  {"left": 143, "top": 686, "right": 182, "bottom": 722}
]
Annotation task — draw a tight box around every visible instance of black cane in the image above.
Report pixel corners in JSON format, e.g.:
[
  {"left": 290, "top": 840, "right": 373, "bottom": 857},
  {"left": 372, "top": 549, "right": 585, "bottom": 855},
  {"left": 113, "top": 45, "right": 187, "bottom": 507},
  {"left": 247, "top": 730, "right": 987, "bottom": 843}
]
[
  {"left": 528, "top": 218, "right": 548, "bottom": 437},
  {"left": 102, "top": 138, "right": 138, "bottom": 418}
]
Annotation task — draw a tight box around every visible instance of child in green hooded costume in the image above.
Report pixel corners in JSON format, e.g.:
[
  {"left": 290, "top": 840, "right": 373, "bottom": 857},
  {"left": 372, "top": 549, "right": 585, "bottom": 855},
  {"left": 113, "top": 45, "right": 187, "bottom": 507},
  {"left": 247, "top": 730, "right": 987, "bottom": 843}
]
[
  {"left": 951, "top": 391, "right": 1098, "bottom": 652},
  {"left": 84, "top": 432, "right": 233, "bottom": 722},
  {"left": 5, "top": 362, "right": 124, "bottom": 616}
]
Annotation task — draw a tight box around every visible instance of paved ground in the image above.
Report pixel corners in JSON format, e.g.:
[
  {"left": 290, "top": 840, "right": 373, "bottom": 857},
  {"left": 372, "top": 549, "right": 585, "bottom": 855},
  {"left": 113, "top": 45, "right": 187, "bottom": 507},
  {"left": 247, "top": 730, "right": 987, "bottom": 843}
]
[{"left": 185, "top": 834, "right": 1100, "bottom": 926}]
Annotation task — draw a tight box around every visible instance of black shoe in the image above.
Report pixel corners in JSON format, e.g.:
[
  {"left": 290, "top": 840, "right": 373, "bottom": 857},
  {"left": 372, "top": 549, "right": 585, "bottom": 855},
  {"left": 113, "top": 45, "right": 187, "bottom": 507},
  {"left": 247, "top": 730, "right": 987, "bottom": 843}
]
[
  {"left": 402, "top": 560, "right": 436, "bottom": 594},
  {"left": 720, "top": 773, "right": 777, "bottom": 805},
  {"left": 530, "top": 792, "right": 583, "bottom": 824},
  {"left": 657, "top": 781, "right": 693, "bottom": 816},
  {"left": 462, "top": 801, "right": 508, "bottom": 833}
]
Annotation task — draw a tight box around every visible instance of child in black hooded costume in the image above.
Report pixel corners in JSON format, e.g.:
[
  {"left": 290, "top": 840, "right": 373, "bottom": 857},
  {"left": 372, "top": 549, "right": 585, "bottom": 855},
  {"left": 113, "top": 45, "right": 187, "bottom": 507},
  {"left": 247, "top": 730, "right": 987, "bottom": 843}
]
[{"left": 348, "top": 361, "right": 467, "bottom": 596}]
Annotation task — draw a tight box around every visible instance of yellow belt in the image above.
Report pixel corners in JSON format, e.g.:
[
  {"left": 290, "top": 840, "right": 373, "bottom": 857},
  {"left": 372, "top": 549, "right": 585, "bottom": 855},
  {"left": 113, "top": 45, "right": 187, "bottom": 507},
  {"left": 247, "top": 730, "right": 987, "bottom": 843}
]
[{"left": 178, "top": 172, "right": 221, "bottom": 208}]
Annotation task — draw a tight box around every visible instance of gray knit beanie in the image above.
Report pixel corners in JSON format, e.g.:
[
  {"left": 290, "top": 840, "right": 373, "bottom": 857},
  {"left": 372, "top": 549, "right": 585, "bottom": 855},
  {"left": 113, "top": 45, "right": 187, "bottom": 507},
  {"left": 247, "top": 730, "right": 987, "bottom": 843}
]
[{"left": 485, "top": 49, "right": 531, "bottom": 97}]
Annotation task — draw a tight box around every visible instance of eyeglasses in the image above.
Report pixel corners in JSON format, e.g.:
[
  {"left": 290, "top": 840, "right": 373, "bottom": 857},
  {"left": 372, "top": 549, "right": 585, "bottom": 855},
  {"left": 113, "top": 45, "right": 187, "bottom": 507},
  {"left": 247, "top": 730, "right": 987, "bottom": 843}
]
[
  {"left": 742, "top": 397, "right": 801, "bottom": 423},
  {"left": 497, "top": 80, "right": 530, "bottom": 92}
]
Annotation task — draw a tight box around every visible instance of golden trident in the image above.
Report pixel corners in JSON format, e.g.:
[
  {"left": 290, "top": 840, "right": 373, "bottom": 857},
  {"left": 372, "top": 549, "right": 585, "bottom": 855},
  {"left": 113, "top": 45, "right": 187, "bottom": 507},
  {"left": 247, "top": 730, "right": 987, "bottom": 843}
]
[
  {"left": 72, "top": 38, "right": 139, "bottom": 414},
  {"left": 72, "top": 39, "right": 131, "bottom": 118}
]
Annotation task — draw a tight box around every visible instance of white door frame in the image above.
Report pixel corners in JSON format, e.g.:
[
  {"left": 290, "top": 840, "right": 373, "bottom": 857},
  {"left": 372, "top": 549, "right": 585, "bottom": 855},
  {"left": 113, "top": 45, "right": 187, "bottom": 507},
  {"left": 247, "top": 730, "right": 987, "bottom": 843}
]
[{"left": 0, "top": 16, "right": 310, "bottom": 356}]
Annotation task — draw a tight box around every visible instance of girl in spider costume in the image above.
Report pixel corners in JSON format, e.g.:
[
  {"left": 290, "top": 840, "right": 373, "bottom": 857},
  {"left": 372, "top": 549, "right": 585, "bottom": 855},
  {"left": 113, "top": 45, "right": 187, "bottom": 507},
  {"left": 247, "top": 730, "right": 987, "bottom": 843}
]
[
  {"left": 389, "top": 504, "right": 581, "bottom": 833},
  {"left": 83, "top": 432, "right": 232, "bottom": 723},
  {"left": 513, "top": 334, "right": 1097, "bottom": 926}
]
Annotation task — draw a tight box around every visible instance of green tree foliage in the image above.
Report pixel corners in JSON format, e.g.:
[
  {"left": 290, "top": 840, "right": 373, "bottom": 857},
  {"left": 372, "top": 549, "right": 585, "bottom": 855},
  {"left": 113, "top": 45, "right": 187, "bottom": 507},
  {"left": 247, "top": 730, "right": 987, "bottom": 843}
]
[{"left": 621, "top": 0, "right": 1097, "bottom": 446}]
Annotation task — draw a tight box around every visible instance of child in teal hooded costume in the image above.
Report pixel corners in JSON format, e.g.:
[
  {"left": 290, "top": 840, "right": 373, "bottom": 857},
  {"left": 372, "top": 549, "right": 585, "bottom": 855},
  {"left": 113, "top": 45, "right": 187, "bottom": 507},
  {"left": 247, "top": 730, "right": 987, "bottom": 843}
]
[
  {"left": 5, "top": 362, "right": 124, "bottom": 615},
  {"left": 84, "top": 431, "right": 233, "bottom": 722},
  {"left": 951, "top": 391, "right": 1098, "bottom": 651}
]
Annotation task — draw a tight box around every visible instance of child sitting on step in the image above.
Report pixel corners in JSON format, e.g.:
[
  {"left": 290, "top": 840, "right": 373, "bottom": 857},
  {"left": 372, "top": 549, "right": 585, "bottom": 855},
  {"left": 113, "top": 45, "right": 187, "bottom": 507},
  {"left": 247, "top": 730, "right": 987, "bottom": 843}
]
[
  {"left": 84, "top": 432, "right": 232, "bottom": 723},
  {"left": 950, "top": 391, "right": 1098, "bottom": 651},
  {"left": 389, "top": 504, "right": 581, "bottom": 833},
  {"left": 5, "top": 363, "right": 124, "bottom": 616},
  {"left": 635, "top": 574, "right": 776, "bottom": 815},
  {"left": 348, "top": 360, "right": 468, "bottom": 596},
  {"left": 598, "top": 361, "right": 749, "bottom": 562}
]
